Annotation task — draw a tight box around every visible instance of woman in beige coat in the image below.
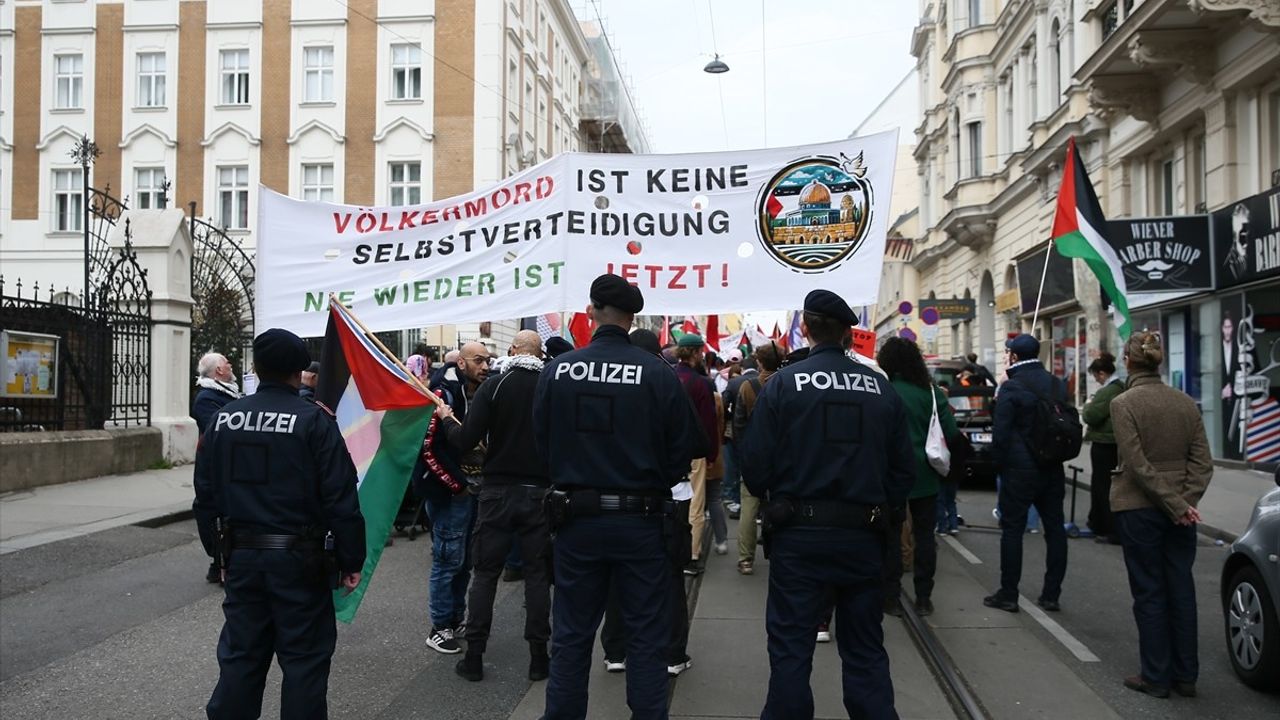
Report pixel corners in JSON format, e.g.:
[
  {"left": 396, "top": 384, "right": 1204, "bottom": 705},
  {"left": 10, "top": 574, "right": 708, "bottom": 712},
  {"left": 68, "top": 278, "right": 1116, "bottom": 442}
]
[{"left": 1110, "top": 331, "right": 1213, "bottom": 699}]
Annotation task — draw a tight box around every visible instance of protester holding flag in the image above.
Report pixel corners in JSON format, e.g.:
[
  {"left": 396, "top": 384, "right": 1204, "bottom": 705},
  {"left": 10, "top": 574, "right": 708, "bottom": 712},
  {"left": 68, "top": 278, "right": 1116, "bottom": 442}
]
[
  {"left": 434, "top": 329, "right": 551, "bottom": 683},
  {"left": 195, "top": 328, "right": 364, "bottom": 720},
  {"left": 419, "top": 342, "right": 491, "bottom": 654}
]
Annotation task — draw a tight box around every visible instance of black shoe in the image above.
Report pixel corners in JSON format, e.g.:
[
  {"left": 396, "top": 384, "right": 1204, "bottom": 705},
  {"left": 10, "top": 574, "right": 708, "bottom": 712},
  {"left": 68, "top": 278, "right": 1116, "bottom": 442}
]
[
  {"left": 529, "top": 642, "right": 549, "bottom": 681},
  {"left": 502, "top": 566, "right": 524, "bottom": 582},
  {"left": 682, "top": 561, "right": 702, "bottom": 576},
  {"left": 1172, "top": 681, "right": 1196, "bottom": 698},
  {"left": 914, "top": 598, "right": 934, "bottom": 616},
  {"left": 455, "top": 653, "right": 483, "bottom": 682},
  {"left": 883, "top": 598, "right": 903, "bottom": 617},
  {"left": 1124, "top": 675, "right": 1169, "bottom": 698},
  {"left": 1036, "top": 597, "right": 1061, "bottom": 612},
  {"left": 206, "top": 563, "right": 222, "bottom": 585},
  {"left": 983, "top": 594, "right": 1019, "bottom": 613}
]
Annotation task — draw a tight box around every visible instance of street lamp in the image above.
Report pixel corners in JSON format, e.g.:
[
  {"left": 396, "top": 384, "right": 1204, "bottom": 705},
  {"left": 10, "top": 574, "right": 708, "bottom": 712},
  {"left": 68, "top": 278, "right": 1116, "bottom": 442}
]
[
  {"left": 68, "top": 135, "right": 100, "bottom": 311},
  {"left": 703, "top": 54, "right": 729, "bottom": 74}
]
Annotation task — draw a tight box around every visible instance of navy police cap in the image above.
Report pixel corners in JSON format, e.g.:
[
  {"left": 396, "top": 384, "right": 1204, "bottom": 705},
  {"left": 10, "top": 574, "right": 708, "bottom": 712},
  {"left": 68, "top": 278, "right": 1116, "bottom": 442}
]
[
  {"left": 803, "top": 289, "right": 858, "bottom": 326},
  {"left": 590, "top": 273, "right": 644, "bottom": 314},
  {"left": 252, "top": 328, "right": 311, "bottom": 375}
]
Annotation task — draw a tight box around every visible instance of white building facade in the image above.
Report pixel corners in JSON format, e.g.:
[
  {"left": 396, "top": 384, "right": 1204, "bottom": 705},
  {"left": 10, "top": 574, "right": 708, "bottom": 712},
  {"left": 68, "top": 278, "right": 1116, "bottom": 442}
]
[{"left": 911, "top": 0, "right": 1280, "bottom": 461}]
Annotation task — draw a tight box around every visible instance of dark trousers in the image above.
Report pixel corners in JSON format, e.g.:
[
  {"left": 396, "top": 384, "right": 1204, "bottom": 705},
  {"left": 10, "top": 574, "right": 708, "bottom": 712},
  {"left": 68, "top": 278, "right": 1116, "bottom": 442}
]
[
  {"left": 601, "top": 500, "right": 691, "bottom": 665},
  {"left": 1115, "top": 508, "right": 1199, "bottom": 688},
  {"left": 207, "top": 549, "right": 336, "bottom": 720},
  {"left": 883, "top": 495, "right": 938, "bottom": 602},
  {"left": 1088, "top": 443, "right": 1118, "bottom": 537},
  {"left": 997, "top": 468, "right": 1068, "bottom": 602},
  {"left": 465, "top": 484, "right": 552, "bottom": 653},
  {"left": 763, "top": 527, "right": 897, "bottom": 720},
  {"left": 544, "top": 515, "right": 671, "bottom": 720}
]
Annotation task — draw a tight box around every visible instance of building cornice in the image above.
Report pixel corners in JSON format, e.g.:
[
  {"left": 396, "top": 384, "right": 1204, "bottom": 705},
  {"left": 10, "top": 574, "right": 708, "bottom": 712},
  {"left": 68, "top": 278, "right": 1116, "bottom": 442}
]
[
  {"left": 201, "top": 121, "right": 261, "bottom": 147},
  {"left": 35, "top": 125, "right": 82, "bottom": 151},
  {"left": 1127, "top": 29, "right": 1217, "bottom": 85},
  {"left": 910, "top": 20, "right": 934, "bottom": 59},
  {"left": 375, "top": 15, "right": 434, "bottom": 25},
  {"left": 287, "top": 119, "right": 345, "bottom": 145},
  {"left": 1188, "top": 0, "right": 1280, "bottom": 29},
  {"left": 119, "top": 123, "right": 177, "bottom": 149},
  {"left": 373, "top": 116, "right": 433, "bottom": 143},
  {"left": 1088, "top": 73, "right": 1160, "bottom": 124}
]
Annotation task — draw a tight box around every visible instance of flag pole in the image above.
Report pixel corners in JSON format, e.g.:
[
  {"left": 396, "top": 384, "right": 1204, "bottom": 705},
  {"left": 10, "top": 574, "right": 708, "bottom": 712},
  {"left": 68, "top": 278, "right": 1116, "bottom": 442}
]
[
  {"left": 1029, "top": 240, "right": 1054, "bottom": 333},
  {"left": 328, "top": 294, "right": 457, "bottom": 421}
]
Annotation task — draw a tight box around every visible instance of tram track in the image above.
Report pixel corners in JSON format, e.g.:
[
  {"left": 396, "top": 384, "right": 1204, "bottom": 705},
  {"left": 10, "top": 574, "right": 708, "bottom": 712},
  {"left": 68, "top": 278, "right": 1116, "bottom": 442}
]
[{"left": 897, "top": 596, "right": 990, "bottom": 720}]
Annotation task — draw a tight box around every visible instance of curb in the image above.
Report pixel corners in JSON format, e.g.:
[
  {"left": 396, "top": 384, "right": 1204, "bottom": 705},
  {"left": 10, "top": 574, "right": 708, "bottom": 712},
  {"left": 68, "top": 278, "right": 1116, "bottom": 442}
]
[{"left": 1067, "top": 475, "right": 1240, "bottom": 544}]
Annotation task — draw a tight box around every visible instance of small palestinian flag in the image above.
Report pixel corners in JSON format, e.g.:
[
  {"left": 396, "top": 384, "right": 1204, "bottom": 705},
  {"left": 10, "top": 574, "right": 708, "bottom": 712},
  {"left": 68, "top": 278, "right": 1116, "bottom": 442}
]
[
  {"left": 318, "top": 300, "right": 434, "bottom": 623},
  {"left": 1052, "top": 136, "right": 1130, "bottom": 340}
]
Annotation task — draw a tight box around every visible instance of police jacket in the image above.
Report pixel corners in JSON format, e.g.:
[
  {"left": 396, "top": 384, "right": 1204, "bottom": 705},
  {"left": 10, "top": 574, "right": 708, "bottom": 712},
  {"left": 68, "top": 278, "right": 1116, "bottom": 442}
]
[
  {"left": 739, "top": 344, "right": 915, "bottom": 507},
  {"left": 443, "top": 357, "right": 549, "bottom": 487},
  {"left": 992, "top": 360, "right": 1067, "bottom": 472},
  {"left": 533, "top": 324, "right": 698, "bottom": 493},
  {"left": 192, "top": 382, "right": 365, "bottom": 573}
]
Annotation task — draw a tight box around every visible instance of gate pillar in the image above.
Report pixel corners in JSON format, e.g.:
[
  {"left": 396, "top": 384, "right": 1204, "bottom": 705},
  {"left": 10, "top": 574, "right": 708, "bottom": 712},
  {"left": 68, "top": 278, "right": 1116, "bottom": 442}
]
[{"left": 112, "top": 209, "right": 196, "bottom": 462}]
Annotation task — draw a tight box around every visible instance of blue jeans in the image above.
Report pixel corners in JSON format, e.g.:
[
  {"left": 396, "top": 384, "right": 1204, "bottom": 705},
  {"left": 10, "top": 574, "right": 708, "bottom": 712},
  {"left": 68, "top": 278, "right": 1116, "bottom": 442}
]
[
  {"left": 544, "top": 515, "right": 670, "bottom": 720},
  {"left": 1115, "top": 507, "right": 1198, "bottom": 688},
  {"left": 425, "top": 493, "right": 475, "bottom": 629},
  {"left": 996, "top": 468, "right": 1066, "bottom": 603},
  {"left": 763, "top": 527, "right": 896, "bottom": 720},
  {"left": 721, "top": 440, "right": 741, "bottom": 505},
  {"left": 936, "top": 481, "right": 959, "bottom": 533}
]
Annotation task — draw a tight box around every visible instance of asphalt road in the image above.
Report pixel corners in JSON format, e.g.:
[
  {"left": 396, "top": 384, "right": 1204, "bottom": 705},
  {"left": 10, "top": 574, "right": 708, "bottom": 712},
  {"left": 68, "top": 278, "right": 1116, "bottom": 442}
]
[
  {"left": 948, "top": 485, "right": 1279, "bottom": 720},
  {"left": 2, "top": 498, "right": 1277, "bottom": 719}
]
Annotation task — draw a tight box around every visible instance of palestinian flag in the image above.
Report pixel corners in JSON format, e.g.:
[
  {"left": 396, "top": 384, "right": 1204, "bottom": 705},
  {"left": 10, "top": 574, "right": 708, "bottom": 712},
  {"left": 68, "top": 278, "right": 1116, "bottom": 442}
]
[
  {"left": 1052, "top": 136, "right": 1131, "bottom": 339},
  {"left": 317, "top": 301, "right": 434, "bottom": 623}
]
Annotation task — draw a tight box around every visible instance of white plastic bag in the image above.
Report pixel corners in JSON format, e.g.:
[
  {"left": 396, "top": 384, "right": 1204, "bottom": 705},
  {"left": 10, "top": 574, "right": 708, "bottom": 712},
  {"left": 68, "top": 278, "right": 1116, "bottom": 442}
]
[{"left": 925, "top": 387, "right": 951, "bottom": 476}]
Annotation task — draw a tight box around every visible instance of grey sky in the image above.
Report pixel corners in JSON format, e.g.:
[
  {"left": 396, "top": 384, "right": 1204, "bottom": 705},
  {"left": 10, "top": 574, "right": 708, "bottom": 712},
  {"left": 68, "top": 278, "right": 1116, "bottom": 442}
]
[{"left": 580, "top": 0, "right": 919, "bottom": 153}]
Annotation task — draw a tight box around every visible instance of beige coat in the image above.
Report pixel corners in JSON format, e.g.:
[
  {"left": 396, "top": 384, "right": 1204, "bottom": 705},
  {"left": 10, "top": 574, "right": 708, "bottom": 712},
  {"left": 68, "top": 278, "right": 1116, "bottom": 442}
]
[{"left": 1110, "top": 372, "right": 1213, "bottom": 521}]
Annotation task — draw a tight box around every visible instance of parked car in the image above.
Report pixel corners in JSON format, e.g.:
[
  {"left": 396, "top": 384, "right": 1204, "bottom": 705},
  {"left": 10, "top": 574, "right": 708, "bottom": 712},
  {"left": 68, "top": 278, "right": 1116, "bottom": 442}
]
[
  {"left": 928, "top": 359, "right": 996, "bottom": 483},
  {"left": 1221, "top": 471, "right": 1280, "bottom": 692}
]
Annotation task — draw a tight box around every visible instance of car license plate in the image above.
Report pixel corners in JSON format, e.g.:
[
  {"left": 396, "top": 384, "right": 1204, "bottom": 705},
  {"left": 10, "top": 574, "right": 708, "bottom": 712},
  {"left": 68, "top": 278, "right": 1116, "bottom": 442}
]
[{"left": 970, "top": 432, "right": 992, "bottom": 444}]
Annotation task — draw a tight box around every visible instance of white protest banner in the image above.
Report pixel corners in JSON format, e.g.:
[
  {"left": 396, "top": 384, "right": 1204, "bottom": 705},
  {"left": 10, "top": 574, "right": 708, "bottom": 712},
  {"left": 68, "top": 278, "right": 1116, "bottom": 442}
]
[{"left": 256, "top": 132, "right": 898, "bottom": 336}]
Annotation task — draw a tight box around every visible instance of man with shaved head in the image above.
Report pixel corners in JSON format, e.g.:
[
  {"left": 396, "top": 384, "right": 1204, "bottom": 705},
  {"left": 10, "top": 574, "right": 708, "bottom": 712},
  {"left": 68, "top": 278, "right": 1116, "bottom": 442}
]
[
  {"left": 435, "top": 328, "right": 551, "bottom": 681},
  {"left": 418, "top": 340, "right": 490, "bottom": 655}
]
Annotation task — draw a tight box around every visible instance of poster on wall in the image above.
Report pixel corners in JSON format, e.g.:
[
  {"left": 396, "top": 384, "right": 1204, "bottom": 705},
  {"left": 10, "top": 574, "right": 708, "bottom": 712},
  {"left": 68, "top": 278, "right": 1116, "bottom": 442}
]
[
  {"left": 256, "top": 133, "right": 899, "bottom": 337},
  {"left": 1214, "top": 187, "right": 1280, "bottom": 289},
  {"left": 1, "top": 330, "right": 59, "bottom": 399},
  {"left": 1219, "top": 293, "right": 1280, "bottom": 464}
]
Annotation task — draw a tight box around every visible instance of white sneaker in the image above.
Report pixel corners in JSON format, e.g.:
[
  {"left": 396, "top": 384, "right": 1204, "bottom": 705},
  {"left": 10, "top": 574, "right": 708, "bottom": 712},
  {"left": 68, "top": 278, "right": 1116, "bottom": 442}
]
[
  {"left": 667, "top": 658, "right": 692, "bottom": 676},
  {"left": 816, "top": 630, "right": 832, "bottom": 643},
  {"left": 714, "top": 541, "right": 729, "bottom": 555},
  {"left": 604, "top": 658, "right": 626, "bottom": 673}
]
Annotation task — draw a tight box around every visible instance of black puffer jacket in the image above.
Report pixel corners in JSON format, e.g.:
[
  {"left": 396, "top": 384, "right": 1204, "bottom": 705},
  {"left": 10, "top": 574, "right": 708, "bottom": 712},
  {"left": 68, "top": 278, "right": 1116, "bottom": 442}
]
[{"left": 992, "top": 360, "right": 1068, "bottom": 472}]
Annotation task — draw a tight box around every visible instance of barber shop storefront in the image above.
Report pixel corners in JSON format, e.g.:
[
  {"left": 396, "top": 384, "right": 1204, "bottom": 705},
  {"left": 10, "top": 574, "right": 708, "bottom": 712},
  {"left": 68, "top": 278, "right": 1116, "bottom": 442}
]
[
  {"left": 1100, "top": 187, "right": 1280, "bottom": 466},
  {"left": 1213, "top": 187, "right": 1280, "bottom": 465}
]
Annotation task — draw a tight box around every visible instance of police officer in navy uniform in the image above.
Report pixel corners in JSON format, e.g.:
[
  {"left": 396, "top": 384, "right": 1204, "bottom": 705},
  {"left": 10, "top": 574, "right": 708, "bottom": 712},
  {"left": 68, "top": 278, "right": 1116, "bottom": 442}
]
[
  {"left": 194, "top": 328, "right": 365, "bottom": 720},
  {"left": 533, "top": 274, "right": 698, "bottom": 720},
  {"left": 741, "top": 290, "right": 916, "bottom": 720}
]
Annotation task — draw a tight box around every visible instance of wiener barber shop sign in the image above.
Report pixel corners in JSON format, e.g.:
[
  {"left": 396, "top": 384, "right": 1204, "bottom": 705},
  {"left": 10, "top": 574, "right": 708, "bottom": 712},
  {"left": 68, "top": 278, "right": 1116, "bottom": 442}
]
[
  {"left": 1103, "top": 215, "right": 1213, "bottom": 293},
  {"left": 257, "top": 134, "right": 898, "bottom": 335}
]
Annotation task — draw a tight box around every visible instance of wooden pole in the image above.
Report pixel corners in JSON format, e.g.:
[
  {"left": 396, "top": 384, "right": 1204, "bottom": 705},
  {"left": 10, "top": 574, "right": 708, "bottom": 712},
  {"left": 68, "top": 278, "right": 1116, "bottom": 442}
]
[{"left": 328, "top": 294, "right": 462, "bottom": 424}]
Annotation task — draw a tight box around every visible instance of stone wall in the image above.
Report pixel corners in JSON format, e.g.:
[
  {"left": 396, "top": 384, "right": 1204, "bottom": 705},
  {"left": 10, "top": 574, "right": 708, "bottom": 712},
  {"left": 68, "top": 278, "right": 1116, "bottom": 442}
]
[{"left": 0, "top": 427, "right": 164, "bottom": 493}]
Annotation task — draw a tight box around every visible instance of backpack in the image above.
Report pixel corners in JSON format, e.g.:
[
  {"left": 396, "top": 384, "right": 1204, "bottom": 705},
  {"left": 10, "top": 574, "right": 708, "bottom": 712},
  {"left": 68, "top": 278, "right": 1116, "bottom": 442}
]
[{"left": 1012, "top": 376, "right": 1083, "bottom": 464}]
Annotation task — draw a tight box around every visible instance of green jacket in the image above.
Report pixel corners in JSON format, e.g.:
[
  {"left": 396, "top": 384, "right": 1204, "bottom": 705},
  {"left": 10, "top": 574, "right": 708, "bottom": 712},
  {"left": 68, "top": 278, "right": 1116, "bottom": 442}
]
[
  {"left": 890, "top": 379, "right": 960, "bottom": 500},
  {"left": 1082, "top": 377, "right": 1124, "bottom": 444}
]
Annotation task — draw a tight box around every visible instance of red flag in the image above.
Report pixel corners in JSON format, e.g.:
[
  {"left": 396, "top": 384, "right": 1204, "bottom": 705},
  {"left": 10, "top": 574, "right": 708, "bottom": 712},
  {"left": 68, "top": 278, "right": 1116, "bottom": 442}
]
[
  {"left": 766, "top": 193, "right": 783, "bottom": 219},
  {"left": 681, "top": 315, "right": 700, "bottom": 336},
  {"left": 568, "top": 312, "right": 594, "bottom": 348},
  {"left": 658, "top": 315, "right": 671, "bottom": 347},
  {"left": 770, "top": 322, "right": 783, "bottom": 340},
  {"left": 705, "top": 315, "right": 724, "bottom": 352},
  {"left": 325, "top": 302, "right": 431, "bottom": 410}
]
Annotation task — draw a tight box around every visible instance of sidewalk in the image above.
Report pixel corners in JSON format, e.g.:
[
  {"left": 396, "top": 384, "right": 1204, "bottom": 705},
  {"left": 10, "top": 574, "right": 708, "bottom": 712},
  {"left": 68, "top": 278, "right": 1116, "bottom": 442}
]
[
  {"left": 1068, "top": 442, "right": 1276, "bottom": 540},
  {"left": 0, "top": 465, "right": 194, "bottom": 554}
]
